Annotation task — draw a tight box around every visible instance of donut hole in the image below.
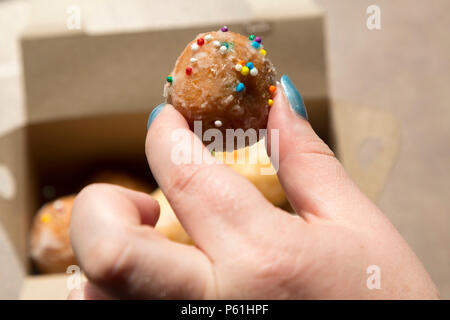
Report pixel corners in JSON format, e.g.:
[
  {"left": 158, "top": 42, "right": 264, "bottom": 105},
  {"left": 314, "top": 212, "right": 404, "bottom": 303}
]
[
  {"left": 167, "top": 31, "right": 275, "bottom": 149},
  {"left": 21, "top": 111, "right": 157, "bottom": 274}
]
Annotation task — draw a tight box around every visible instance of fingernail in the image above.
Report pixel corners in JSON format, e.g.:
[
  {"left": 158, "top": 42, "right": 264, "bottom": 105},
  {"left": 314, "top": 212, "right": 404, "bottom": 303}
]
[
  {"left": 280, "top": 75, "right": 308, "bottom": 120},
  {"left": 147, "top": 103, "right": 165, "bottom": 130}
]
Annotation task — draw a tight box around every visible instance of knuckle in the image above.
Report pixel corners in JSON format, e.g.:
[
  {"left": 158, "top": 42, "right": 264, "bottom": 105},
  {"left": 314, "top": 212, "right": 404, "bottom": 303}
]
[
  {"left": 250, "top": 220, "right": 306, "bottom": 285},
  {"left": 296, "top": 137, "right": 335, "bottom": 158},
  {"left": 253, "top": 248, "right": 295, "bottom": 282},
  {"left": 252, "top": 245, "right": 303, "bottom": 292},
  {"left": 76, "top": 183, "right": 113, "bottom": 206},
  {"left": 167, "top": 164, "right": 209, "bottom": 195},
  {"left": 78, "top": 183, "right": 105, "bottom": 196},
  {"left": 280, "top": 136, "right": 336, "bottom": 169},
  {"left": 72, "top": 183, "right": 114, "bottom": 223}
]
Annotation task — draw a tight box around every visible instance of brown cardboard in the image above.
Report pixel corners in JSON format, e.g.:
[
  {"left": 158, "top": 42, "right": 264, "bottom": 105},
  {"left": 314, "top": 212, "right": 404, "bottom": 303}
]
[
  {"left": 0, "top": 128, "right": 31, "bottom": 274},
  {"left": 0, "top": 0, "right": 400, "bottom": 300},
  {"left": 21, "top": 0, "right": 326, "bottom": 123}
]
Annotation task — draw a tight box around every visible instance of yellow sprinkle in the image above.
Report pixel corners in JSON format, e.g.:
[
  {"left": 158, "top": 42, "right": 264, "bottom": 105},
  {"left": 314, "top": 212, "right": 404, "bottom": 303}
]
[
  {"left": 260, "top": 49, "right": 267, "bottom": 56},
  {"left": 268, "top": 99, "right": 274, "bottom": 106},
  {"left": 241, "top": 66, "right": 249, "bottom": 76},
  {"left": 40, "top": 213, "right": 51, "bottom": 223}
]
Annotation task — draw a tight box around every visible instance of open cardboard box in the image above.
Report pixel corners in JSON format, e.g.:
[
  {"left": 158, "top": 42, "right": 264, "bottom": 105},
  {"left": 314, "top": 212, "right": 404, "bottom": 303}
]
[{"left": 0, "top": 0, "right": 399, "bottom": 299}]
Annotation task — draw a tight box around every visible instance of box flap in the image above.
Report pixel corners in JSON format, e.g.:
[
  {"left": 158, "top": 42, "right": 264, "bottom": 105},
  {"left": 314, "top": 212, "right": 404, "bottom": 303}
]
[
  {"left": 0, "top": 128, "right": 33, "bottom": 269},
  {"left": 0, "top": 127, "right": 31, "bottom": 299},
  {"left": 0, "top": 223, "right": 24, "bottom": 299},
  {"left": 0, "top": 0, "right": 28, "bottom": 136},
  {"left": 22, "top": 0, "right": 322, "bottom": 37}
]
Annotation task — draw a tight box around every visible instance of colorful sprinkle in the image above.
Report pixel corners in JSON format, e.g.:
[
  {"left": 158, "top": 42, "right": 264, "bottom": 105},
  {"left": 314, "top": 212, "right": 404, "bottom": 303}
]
[
  {"left": 40, "top": 213, "right": 51, "bottom": 223},
  {"left": 222, "top": 42, "right": 229, "bottom": 49},
  {"left": 249, "top": 35, "right": 255, "bottom": 41},
  {"left": 219, "top": 45, "right": 228, "bottom": 54},
  {"left": 197, "top": 38, "right": 205, "bottom": 46},
  {"left": 235, "top": 64, "right": 243, "bottom": 72},
  {"left": 191, "top": 43, "right": 199, "bottom": 51},
  {"left": 251, "top": 41, "right": 260, "bottom": 49},
  {"left": 269, "top": 85, "right": 277, "bottom": 94},
  {"left": 241, "top": 66, "right": 250, "bottom": 76},
  {"left": 255, "top": 36, "right": 262, "bottom": 43},
  {"left": 268, "top": 99, "right": 274, "bottom": 106},
  {"left": 204, "top": 34, "right": 213, "bottom": 42},
  {"left": 186, "top": 67, "right": 192, "bottom": 75},
  {"left": 246, "top": 62, "right": 254, "bottom": 70},
  {"left": 250, "top": 68, "right": 258, "bottom": 76},
  {"left": 236, "top": 82, "right": 245, "bottom": 92},
  {"left": 215, "top": 120, "right": 223, "bottom": 127},
  {"left": 166, "top": 75, "right": 173, "bottom": 83},
  {"left": 238, "top": 60, "right": 245, "bottom": 66},
  {"left": 190, "top": 57, "right": 198, "bottom": 63},
  {"left": 221, "top": 26, "right": 228, "bottom": 32},
  {"left": 212, "top": 40, "right": 221, "bottom": 47},
  {"left": 260, "top": 49, "right": 267, "bottom": 56}
]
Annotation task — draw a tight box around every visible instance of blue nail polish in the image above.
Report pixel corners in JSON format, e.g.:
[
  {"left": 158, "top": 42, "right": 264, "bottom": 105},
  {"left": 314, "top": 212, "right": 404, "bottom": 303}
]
[
  {"left": 147, "top": 103, "right": 165, "bottom": 130},
  {"left": 280, "top": 75, "right": 308, "bottom": 120}
]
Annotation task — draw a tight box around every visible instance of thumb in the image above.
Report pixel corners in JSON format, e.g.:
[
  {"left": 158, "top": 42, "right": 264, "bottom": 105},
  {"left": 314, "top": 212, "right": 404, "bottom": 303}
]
[{"left": 267, "top": 75, "right": 369, "bottom": 221}]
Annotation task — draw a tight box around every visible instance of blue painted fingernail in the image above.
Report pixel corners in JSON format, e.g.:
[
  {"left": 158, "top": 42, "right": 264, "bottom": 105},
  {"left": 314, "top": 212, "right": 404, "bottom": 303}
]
[
  {"left": 280, "top": 75, "right": 308, "bottom": 120},
  {"left": 147, "top": 103, "right": 165, "bottom": 130}
]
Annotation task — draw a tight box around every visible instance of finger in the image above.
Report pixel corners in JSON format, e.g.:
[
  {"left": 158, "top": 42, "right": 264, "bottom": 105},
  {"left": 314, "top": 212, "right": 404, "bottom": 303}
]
[
  {"left": 267, "top": 75, "right": 371, "bottom": 221},
  {"left": 70, "top": 183, "right": 215, "bottom": 299},
  {"left": 146, "top": 104, "right": 289, "bottom": 255},
  {"left": 67, "top": 281, "right": 111, "bottom": 300},
  {"left": 74, "top": 183, "right": 160, "bottom": 227}
]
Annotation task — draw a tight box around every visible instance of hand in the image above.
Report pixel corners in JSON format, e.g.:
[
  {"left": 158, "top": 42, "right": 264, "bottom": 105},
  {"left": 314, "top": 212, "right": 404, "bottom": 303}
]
[{"left": 69, "top": 75, "right": 438, "bottom": 299}]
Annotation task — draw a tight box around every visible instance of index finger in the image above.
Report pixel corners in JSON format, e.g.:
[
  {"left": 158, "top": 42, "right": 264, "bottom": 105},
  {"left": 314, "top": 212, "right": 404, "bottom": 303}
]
[{"left": 145, "top": 104, "right": 284, "bottom": 255}]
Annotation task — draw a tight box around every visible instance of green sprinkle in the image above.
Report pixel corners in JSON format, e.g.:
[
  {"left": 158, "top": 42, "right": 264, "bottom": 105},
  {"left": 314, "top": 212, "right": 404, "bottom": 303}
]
[
  {"left": 249, "top": 35, "right": 255, "bottom": 40},
  {"left": 211, "top": 150, "right": 215, "bottom": 156},
  {"left": 166, "top": 76, "right": 173, "bottom": 83}
]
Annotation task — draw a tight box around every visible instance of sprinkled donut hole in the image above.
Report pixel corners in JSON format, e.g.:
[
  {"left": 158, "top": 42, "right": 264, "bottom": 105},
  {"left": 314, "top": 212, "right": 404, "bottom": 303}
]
[{"left": 164, "top": 28, "right": 277, "bottom": 149}]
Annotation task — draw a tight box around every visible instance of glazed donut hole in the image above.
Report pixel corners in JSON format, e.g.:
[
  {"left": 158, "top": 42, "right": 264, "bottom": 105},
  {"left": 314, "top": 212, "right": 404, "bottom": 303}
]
[{"left": 164, "top": 27, "right": 277, "bottom": 150}]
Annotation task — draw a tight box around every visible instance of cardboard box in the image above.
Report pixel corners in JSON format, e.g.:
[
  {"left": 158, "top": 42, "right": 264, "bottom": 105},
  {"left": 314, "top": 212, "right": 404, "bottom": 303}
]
[{"left": 0, "top": 0, "right": 399, "bottom": 299}]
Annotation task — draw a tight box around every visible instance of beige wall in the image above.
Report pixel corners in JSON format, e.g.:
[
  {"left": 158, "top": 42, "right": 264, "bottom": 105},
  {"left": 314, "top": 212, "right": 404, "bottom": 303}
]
[{"left": 316, "top": 0, "right": 450, "bottom": 297}]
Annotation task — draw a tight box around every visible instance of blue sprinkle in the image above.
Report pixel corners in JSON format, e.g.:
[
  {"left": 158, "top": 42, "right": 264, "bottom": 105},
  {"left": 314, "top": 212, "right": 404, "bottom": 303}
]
[
  {"left": 251, "top": 41, "right": 260, "bottom": 49},
  {"left": 222, "top": 42, "right": 229, "bottom": 48},
  {"left": 236, "top": 83, "right": 245, "bottom": 92},
  {"left": 246, "top": 62, "right": 254, "bottom": 70}
]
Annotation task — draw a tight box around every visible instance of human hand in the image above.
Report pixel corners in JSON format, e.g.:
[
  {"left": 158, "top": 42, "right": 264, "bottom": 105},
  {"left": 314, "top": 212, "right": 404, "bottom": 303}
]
[{"left": 68, "top": 75, "right": 438, "bottom": 299}]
